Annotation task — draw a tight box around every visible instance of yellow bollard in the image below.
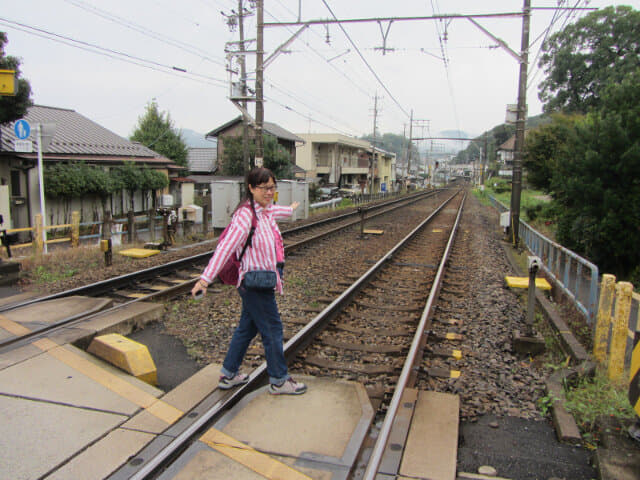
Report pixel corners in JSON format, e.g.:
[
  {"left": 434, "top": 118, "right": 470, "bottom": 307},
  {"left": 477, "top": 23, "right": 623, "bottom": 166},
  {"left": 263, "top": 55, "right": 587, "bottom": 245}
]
[
  {"left": 608, "top": 281, "right": 633, "bottom": 381},
  {"left": 594, "top": 274, "right": 616, "bottom": 364},
  {"left": 630, "top": 324, "right": 640, "bottom": 418},
  {"left": 71, "top": 211, "right": 80, "bottom": 248},
  {"left": 33, "top": 214, "right": 43, "bottom": 255}
]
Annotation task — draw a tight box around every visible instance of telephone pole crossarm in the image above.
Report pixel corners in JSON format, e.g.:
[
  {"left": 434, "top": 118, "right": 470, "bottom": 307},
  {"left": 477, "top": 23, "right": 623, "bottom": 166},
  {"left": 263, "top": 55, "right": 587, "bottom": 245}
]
[{"left": 263, "top": 12, "right": 524, "bottom": 28}]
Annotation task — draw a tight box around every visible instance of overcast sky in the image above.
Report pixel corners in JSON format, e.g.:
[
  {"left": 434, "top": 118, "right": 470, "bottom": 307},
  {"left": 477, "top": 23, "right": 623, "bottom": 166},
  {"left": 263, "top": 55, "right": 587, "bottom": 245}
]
[{"left": 2, "top": 0, "right": 638, "bottom": 150}]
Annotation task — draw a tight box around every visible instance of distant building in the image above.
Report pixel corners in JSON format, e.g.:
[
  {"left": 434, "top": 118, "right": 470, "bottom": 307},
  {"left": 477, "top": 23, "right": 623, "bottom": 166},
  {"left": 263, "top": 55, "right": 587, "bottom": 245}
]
[
  {"left": 0, "top": 105, "right": 180, "bottom": 230},
  {"left": 295, "top": 133, "right": 396, "bottom": 193},
  {"left": 186, "top": 147, "right": 217, "bottom": 197},
  {"left": 205, "top": 116, "right": 304, "bottom": 172}
]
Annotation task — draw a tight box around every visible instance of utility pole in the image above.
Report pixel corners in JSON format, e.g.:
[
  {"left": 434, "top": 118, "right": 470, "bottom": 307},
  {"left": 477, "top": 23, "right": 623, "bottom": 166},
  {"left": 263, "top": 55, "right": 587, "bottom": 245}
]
[
  {"left": 509, "top": 0, "right": 530, "bottom": 247},
  {"left": 370, "top": 94, "right": 379, "bottom": 195},
  {"left": 482, "top": 131, "right": 487, "bottom": 185},
  {"left": 405, "top": 109, "right": 413, "bottom": 187},
  {"left": 255, "top": 0, "right": 264, "bottom": 167},
  {"left": 238, "top": 0, "right": 250, "bottom": 174}
]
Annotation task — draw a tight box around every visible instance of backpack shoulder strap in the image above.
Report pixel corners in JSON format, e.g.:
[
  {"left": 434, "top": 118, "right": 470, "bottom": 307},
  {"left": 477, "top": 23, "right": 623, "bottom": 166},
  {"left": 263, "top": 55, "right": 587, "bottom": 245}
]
[{"left": 238, "top": 204, "right": 258, "bottom": 262}]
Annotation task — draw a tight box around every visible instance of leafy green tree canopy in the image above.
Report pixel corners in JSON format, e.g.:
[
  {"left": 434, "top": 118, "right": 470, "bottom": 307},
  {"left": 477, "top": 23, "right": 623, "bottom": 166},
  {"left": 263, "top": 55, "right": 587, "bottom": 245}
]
[
  {"left": 221, "top": 135, "right": 293, "bottom": 179},
  {"left": 538, "top": 6, "right": 640, "bottom": 114},
  {"left": 523, "top": 114, "right": 580, "bottom": 191},
  {"left": 0, "top": 33, "right": 33, "bottom": 125},
  {"left": 550, "top": 69, "right": 640, "bottom": 278},
  {"left": 130, "top": 101, "right": 188, "bottom": 168}
]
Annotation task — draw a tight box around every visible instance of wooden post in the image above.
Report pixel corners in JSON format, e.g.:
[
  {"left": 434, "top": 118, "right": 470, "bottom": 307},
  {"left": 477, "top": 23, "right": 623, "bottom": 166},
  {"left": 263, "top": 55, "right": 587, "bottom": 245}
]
[
  {"left": 608, "top": 281, "right": 633, "bottom": 381},
  {"left": 202, "top": 204, "right": 209, "bottom": 236},
  {"left": 34, "top": 214, "right": 43, "bottom": 255},
  {"left": 594, "top": 274, "right": 616, "bottom": 364},
  {"left": 148, "top": 209, "right": 155, "bottom": 242},
  {"left": 71, "top": 211, "right": 80, "bottom": 247},
  {"left": 127, "top": 210, "right": 134, "bottom": 244},
  {"left": 102, "top": 211, "right": 113, "bottom": 267}
]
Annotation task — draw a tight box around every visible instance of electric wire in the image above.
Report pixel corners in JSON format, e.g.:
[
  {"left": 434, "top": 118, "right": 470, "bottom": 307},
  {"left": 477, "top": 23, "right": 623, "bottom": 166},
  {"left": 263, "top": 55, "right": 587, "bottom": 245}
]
[
  {"left": 320, "top": 0, "right": 411, "bottom": 120},
  {"left": 62, "top": 0, "right": 228, "bottom": 68},
  {"left": 527, "top": 0, "right": 587, "bottom": 92},
  {"left": 0, "top": 17, "right": 227, "bottom": 87}
]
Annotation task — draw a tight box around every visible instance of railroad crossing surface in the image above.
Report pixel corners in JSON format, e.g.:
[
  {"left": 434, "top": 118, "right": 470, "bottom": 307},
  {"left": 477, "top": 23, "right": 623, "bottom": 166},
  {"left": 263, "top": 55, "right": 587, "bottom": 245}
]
[{"left": 0, "top": 282, "right": 637, "bottom": 479}]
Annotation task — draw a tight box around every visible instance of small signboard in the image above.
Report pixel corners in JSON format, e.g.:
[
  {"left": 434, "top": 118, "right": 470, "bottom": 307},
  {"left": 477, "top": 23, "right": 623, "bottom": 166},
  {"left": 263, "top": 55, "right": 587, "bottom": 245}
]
[
  {"left": 14, "top": 140, "right": 33, "bottom": 153},
  {"left": 0, "top": 70, "right": 16, "bottom": 96},
  {"left": 14, "top": 119, "right": 31, "bottom": 139}
]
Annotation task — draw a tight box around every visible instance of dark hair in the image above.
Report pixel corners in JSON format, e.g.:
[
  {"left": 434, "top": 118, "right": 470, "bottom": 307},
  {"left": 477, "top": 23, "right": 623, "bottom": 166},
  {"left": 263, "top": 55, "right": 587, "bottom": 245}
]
[{"left": 235, "top": 167, "right": 277, "bottom": 212}]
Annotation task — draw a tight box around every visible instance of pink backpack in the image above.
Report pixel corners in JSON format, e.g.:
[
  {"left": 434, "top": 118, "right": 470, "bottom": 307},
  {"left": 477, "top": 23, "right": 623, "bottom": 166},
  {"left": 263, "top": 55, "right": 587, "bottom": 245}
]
[{"left": 217, "top": 206, "right": 258, "bottom": 285}]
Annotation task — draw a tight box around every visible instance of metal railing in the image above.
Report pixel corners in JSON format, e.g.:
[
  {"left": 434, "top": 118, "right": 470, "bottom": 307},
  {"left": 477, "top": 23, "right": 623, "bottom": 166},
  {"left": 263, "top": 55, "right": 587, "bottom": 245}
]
[{"left": 488, "top": 195, "right": 599, "bottom": 324}]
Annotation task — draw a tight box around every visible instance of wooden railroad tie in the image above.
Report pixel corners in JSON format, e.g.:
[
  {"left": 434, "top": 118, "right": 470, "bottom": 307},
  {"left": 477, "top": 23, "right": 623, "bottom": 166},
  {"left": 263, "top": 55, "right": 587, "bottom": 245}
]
[
  {"left": 304, "top": 355, "right": 396, "bottom": 374},
  {"left": 319, "top": 337, "right": 404, "bottom": 353},
  {"left": 427, "top": 347, "right": 463, "bottom": 360},
  {"left": 430, "top": 331, "right": 463, "bottom": 342},
  {"left": 331, "top": 324, "right": 412, "bottom": 336},
  {"left": 354, "top": 300, "right": 423, "bottom": 312},
  {"left": 423, "top": 366, "right": 462, "bottom": 379}
]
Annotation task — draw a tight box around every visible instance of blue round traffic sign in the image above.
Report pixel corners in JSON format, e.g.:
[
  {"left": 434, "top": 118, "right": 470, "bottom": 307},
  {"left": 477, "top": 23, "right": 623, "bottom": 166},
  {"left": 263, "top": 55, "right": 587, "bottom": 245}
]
[{"left": 14, "top": 119, "right": 31, "bottom": 139}]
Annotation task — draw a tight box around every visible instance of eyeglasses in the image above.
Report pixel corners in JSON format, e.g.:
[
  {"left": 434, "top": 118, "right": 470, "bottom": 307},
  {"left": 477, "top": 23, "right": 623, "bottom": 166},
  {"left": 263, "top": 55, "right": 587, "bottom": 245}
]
[{"left": 255, "top": 185, "right": 277, "bottom": 192}]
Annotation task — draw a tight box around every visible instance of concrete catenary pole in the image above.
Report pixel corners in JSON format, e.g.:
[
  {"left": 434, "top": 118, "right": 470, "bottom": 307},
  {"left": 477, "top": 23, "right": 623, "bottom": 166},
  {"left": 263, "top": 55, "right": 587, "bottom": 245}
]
[
  {"left": 509, "top": 0, "right": 530, "bottom": 247},
  {"left": 238, "top": 0, "right": 250, "bottom": 174},
  {"left": 255, "top": 0, "right": 264, "bottom": 167}
]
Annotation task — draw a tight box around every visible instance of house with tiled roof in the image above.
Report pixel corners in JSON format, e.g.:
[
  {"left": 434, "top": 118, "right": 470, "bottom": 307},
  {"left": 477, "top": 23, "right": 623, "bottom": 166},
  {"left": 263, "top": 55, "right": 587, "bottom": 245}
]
[
  {"left": 205, "top": 116, "right": 304, "bottom": 172},
  {"left": 0, "top": 105, "right": 180, "bottom": 230}
]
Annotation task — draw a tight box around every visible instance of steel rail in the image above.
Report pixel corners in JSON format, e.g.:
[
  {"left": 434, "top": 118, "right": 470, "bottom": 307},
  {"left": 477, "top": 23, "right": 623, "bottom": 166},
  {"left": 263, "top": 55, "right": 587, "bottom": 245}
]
[
  {"left": 0, "top": 191, "right": 442, "bottom": 349},
  {"left": 363, "top": 191, "right": 467, "bottom": 480},
  {"left": 0, "top": 190, "right": 437, "bottom": 314},
  {"left": 109, "top": 190, "right": 461, "bottom": 480}
]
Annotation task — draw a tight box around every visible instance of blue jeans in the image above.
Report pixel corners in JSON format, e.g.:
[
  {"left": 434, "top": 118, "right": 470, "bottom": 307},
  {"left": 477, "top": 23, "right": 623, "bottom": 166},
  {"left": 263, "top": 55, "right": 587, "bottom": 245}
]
[{"left": 221, "top": 284, "right": 289, "bottom": 385}]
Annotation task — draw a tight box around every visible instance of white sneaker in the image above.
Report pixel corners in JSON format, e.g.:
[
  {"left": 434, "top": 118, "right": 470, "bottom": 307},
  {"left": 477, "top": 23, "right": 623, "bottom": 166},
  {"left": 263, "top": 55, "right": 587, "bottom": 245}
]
[
  {"left": 269, "top": 378, "right": 307, "bottom": 395},
  {"left": 218, "top": 373, "right": 249, "bottom": 389}
]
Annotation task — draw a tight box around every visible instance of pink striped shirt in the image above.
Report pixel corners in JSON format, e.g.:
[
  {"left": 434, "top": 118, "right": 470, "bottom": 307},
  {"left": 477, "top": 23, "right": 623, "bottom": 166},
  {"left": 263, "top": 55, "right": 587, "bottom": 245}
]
[{"left": 200, "top": 202, "right": 293, "bottom": 293}]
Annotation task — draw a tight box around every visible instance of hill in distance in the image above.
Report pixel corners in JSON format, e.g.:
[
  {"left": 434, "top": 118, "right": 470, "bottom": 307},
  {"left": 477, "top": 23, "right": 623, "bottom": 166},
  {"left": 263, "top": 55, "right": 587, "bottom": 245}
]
[{"left": 180, "top": 128, "right": 217, "bottom": 148}]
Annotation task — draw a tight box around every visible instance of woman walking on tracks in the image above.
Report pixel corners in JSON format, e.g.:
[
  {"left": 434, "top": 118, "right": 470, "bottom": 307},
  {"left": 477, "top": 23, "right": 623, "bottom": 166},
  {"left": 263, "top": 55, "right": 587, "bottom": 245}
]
[{"left": 191, "top": 167, "right": 307, "bottom": 395}]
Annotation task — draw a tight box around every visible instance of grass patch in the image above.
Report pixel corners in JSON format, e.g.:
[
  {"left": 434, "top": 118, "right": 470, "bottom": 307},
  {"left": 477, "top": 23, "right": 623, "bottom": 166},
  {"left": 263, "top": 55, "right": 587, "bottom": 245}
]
[{"left": 564, "top": 369, "right": 636, "bottom": 445}]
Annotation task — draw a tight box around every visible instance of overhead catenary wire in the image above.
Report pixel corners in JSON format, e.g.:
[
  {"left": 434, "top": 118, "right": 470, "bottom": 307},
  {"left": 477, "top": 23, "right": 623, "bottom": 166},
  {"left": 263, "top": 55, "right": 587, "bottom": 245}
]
[
  {"left": 62, "top": 0, "right": 228, "bottom": 68},
  {"left": 0, "top": 17, "right": 227, "bottom": 87},
  {"left": 320, "top": 0, "right": 412, "bottom": 120}
]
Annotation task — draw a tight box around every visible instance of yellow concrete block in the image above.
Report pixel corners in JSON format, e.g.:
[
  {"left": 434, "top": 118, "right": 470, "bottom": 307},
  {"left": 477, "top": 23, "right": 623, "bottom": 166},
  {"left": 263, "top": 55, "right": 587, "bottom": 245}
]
[
  {"left": 88, "top": 333, "right": 157, "bottom": 385},
  {"left": 119, "top": 248, "right": 161, "bottom": 258},
  {"left": 505, "top": 276, "right": 552, "bottom": 291},
  {"left": 363, "top": 229, "right": 384, "bottom": 235}
]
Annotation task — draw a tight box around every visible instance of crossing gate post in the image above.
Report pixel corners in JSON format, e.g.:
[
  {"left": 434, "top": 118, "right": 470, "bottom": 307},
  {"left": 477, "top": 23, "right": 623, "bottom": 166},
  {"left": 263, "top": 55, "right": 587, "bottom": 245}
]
[
  {"left": 594, "top": 274, "right": 616, "bottom": 364},
  {"left": 608, "top": 281, "right": 633, "bottom": 382},
  {"left": 630, "top": 318, "right": 640, "bottom": 420},
  {"left": 71, "top": 211, "right": 80, "bottom": 247}
]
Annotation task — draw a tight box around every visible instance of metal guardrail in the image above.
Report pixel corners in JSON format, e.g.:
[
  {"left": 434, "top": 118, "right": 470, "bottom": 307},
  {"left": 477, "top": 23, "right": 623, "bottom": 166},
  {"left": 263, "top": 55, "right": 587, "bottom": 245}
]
[{"left": 488, "top": 194, "right": 599, "bottom": 324}]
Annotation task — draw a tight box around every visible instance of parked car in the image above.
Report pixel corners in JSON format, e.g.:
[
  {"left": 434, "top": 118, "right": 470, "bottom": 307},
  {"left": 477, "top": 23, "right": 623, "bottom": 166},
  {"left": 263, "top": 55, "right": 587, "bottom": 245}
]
[
  {"left": 318, "top": 186, "right": 339, "bottom": 201},
  {"left": 338, "top": 186, "right": 362, "bottom": 198}
]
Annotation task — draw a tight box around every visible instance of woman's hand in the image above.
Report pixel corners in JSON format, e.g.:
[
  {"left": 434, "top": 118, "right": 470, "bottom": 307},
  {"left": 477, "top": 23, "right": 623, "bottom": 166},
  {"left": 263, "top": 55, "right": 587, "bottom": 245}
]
[
  {"left": 290, "top": 201, "right": 300, "bottom": 210},
  {"left": 191, "top": 279, "right": 208, "bottom": 298}
]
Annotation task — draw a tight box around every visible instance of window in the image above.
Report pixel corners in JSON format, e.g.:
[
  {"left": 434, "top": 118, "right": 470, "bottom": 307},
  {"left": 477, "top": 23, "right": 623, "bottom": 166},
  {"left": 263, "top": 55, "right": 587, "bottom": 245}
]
[{"left": 10, "top": 170, "right": 21, "bottom": 196}]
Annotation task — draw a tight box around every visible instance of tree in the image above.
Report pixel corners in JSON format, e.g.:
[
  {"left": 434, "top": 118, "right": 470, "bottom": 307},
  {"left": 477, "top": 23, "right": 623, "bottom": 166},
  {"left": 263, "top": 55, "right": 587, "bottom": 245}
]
[
  {"left": 263, "top": 135, "right": 292, "bottom": 179},
  {"left": 538, "top": 6, "right": 640, "bottom": 114},
  {"left": 220, "top": 135, "right": 293, "bottom": 178},
  {"left": 130, "top": 101, "right": 188, "bottom": 168},
  {"left": 523, "top": 114, "right": 580, "bottom": 191},
  {"left": 222, "top": 136, "right": 254, "bottom": 176},
  {"left": 550, "top": 69, "right": 640, "bottom": 279},
  {"left": 0, "top": 33, "right": 33, "bottom": 125}
]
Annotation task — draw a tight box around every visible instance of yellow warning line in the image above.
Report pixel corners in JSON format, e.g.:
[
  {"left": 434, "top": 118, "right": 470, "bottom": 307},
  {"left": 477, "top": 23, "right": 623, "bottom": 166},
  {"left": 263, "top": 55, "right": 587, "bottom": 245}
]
[
  {"left": 201, "top": 428, "right": 313, "bottom": 480},
  {"left": 30, "top": 337, "right": 313, "bottom": 478},
  {"left": 32, "top": 338, "right": 182, "bottom": 424},
  {"left": 0, "top": 314, "right": 31, "bottom": 336}
]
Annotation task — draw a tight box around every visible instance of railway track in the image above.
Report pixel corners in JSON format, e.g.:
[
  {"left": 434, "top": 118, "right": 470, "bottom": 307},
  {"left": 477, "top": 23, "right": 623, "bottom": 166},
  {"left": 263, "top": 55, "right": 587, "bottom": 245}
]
[
  {"left": 106, "top": 189, "right": 466, "bottom": 480},
  {"left": 0, "top": 190, "right": 441, "bottom": 351}
]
